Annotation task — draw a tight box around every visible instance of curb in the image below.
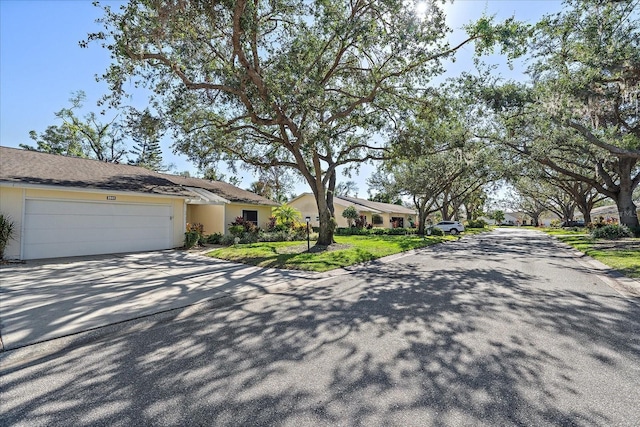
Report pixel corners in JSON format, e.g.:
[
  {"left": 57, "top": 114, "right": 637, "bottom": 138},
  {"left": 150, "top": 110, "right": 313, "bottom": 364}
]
[{"left": 548, "top": 235, "right": 640, "bottom": 300}]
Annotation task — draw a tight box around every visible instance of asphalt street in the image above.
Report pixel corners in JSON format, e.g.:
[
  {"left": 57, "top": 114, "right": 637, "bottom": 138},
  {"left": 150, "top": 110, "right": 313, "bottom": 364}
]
[{"left": 1, "top": 228, "right": 639, "bottom": 426}]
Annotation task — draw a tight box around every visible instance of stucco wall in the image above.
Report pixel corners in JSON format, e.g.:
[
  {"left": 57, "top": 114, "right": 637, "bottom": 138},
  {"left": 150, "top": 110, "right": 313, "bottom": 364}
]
[
  {"left": 187, "top": 204, "right": 226, "bottom": 235},
  {"left": 0, "top": 184, "right": 186, "bottom": 259},
  {"left": 289, "top": 194, "right": 416, "bottom": 229},
  {"left": 224, "top": 203, "right": 274, "bottom": 232},
  {"left": 0, "top": 186, "right": 24, "bottom": 259}
]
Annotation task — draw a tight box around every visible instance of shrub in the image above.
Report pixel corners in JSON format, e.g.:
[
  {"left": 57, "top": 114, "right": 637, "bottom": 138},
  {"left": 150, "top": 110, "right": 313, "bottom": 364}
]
[
  {"left": 427, "top": 227, "right": 444, "bottom": 236},
  {"left": 371, "top": 227, "right": 388, "bottom": 235},
  {"left": 266, "top": 216, "right": 277, "bottom": 231},
  {"left": 590, "top": 224, "right": 633, "bottom": 240},
  {"left": 342, "top": 206, "right": 359, "bottom": 227},
  {"left": 184, "top": 223, "right": 204, "bottom": 249},
  {"left": 229, "top": 217, "right": 259, "bottom": 235},
  {"left": 335, "top": 227, "right": 369, "bottom": 236},
  {"left": 273, "top": 204, "right": 301, "bottom": 229},
  {"left": 0, "top": 213, "right": 15, "bottom": 259},
  {"left": 550, "top": 219, "right": 562, "bottom": 228},
  {"left": 220, "top": 234, "right": 238, "bottom": 246},
  {"left": 466, "top": 219, "right": 487, "bottom": 228},
  {"left": 354, "top": 214, "right": 367, "bottom": 229},
  {"left": 206, "top": 233, "right": 223, "bottom": 244}
]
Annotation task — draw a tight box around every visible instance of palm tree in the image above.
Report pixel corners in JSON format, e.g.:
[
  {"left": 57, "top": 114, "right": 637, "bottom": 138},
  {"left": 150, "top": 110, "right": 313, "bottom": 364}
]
[{"left": 273, "top": 204, "right": 301, "bottom": 229}]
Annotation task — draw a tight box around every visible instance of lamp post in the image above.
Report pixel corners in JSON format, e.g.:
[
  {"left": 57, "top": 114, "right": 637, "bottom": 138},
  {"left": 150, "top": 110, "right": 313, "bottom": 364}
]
[{"left": 305, "top": 217, "right": 311, "bottom": 251}]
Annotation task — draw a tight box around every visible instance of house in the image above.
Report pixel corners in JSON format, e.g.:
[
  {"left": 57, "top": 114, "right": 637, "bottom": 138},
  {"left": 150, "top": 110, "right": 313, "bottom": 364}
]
[
  {"left": 0, "top": 147, "right": 277, "bottom": 260},
  {"left": 578, "top": 202, "right": 640, "bottom": 223},
  {"left": 166, "top": 174, "right": 278, "bottom": 235},
  {"left": 288, "top": 193, "right": 417, "bottom": 228}
]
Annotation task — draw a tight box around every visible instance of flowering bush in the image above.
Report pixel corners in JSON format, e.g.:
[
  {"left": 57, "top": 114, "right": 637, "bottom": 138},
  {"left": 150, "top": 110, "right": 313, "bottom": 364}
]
[{"left": 184, "top": 223, "right": 204, "bottom": 248}]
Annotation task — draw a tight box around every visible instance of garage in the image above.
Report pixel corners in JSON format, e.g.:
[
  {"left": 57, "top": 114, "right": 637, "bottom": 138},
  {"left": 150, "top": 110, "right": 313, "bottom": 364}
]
[{"left": 23, "top": 199, "right": 174, "bottom": 260}]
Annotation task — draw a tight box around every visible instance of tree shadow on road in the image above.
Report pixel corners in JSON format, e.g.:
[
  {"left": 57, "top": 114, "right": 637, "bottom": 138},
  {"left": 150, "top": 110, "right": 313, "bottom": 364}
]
[{"left": 2, "top": 254, "right": 639, "bottom": 426}]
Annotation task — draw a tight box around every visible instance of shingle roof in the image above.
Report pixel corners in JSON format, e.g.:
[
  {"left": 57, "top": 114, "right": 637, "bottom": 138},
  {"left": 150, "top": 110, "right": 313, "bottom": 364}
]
[
  {"left": 0, "top": 146, "right": 277, "bottom": 206},
  {"left": 165, "top": 174, "right": 278, "bottom": 206},
  {"left": 0, "top": 146, "right": 192, "bottom": 197},
  {"left": 335, "top": 195, "right": 416, "bottom": 215},
  {"left": 290, "top": 193, "right": 416, "bottom": 215}
]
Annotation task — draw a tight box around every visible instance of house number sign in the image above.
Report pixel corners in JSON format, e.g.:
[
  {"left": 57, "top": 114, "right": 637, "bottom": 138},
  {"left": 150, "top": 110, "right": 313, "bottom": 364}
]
[{"left": 106, "top": 196, "right": 116, "bottom": 200}]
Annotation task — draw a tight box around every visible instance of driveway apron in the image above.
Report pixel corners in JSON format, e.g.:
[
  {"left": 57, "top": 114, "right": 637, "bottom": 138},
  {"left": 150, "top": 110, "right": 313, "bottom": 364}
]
[{"left": 0, "top": 251, "right": 316, "bottom": 350}]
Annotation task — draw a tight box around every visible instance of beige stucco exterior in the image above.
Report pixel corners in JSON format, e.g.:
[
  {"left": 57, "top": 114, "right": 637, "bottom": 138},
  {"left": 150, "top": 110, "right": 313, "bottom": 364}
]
[
  {"left": 225, "top": 203, "right": 274, "bottom": 231},
  {"left": 0, "top": 184, "right": 187, "bottom": 260},
  {"left": 288, "top": 193, "right": 416, "bottom": 229},
  {"left": 187, "top": 203, "right": 274, "bottom": 234}
]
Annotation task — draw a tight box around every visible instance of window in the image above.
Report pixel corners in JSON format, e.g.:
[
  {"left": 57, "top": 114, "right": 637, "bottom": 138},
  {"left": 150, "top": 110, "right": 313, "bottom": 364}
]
[{"left": 242, "top": 210, "right": 258, "bottom": 225}]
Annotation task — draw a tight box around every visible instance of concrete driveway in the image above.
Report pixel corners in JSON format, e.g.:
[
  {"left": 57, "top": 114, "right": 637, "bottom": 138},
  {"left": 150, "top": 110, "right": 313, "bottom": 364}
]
[{"left": 0, "top": 250, "right": 318, "bottom": 350}]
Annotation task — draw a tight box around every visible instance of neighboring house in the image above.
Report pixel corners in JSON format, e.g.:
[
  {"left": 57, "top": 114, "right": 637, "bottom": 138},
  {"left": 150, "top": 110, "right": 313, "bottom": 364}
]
[
  {"left": 167, "top": 174, "right": 278, "bottom": 235},
  {"left": 288, "top": 193, "right": 417, "bottom": 228},
  {"left": 483, "top": 211, "right": 559, "bottom": 226},
  {"left": 0, "top": 147, "right": 277, "bottom": 260},
  {"left": 578, "top": 202, "right": 640, "bottom": 223}
]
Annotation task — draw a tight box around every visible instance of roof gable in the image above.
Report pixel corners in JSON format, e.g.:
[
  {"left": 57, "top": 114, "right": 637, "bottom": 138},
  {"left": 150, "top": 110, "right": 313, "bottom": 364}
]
[
  {"left": 0, "top": 146, "right": 278, "bottom": 206},
  {"left": 335, "top": 195, "right": 416, "bottom": 214},
  {"left": 0, "top": 146, "right": 190, "bottom": 197},
  {"left": 289, "top": 193, "right": 416, "bottom": 214},
  {"left": 164, "top": 175, "right": 278, "bottom": 206}
]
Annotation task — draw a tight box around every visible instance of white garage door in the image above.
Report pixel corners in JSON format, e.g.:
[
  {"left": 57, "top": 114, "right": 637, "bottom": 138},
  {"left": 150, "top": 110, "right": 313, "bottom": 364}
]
[{"left": 23, "top": 199, "right": 173, "bottom": 260}]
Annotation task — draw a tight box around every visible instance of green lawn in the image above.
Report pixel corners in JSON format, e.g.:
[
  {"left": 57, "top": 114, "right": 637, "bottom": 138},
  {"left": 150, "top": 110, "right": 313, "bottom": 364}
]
[
  {"left": 546, "top": 232, "right": 640, "bottom": 279},
  {"left": 541, "top": 227, "right": 589, "bottom": 236},
  {"left": 207, "top": 233, "right": 460, "bottom": 272}
]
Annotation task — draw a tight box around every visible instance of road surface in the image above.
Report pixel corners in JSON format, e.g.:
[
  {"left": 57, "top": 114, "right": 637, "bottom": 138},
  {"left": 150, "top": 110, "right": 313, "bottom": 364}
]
[{"left": 2, "top": 228, "right": 639, "bottom": 426}]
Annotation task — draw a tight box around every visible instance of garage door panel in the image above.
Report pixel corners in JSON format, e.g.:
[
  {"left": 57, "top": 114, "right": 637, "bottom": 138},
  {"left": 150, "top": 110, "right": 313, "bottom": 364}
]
[{"left": 23, "top": 199, "right": 174, "bottom": 259}]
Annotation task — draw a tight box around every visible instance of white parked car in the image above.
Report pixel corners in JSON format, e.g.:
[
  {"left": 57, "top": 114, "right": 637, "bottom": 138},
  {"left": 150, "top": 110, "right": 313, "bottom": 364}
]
[{"left": 433, "top": 220, "right": 465, "bottom": 235}]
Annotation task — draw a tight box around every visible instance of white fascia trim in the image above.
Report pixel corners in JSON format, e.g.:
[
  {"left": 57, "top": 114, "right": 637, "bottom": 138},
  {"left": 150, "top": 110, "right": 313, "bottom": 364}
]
[
  {"left": 184, "top": 187, "right": 230, "bottom": 205},
  {"left": 0, "top": 181, "right": 189, "bottom": 200}
]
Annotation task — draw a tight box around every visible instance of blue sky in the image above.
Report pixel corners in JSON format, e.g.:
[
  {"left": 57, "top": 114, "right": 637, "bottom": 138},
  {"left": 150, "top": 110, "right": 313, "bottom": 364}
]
[{"left": 0, "top": 0, "right": 563, "bottom": 197}]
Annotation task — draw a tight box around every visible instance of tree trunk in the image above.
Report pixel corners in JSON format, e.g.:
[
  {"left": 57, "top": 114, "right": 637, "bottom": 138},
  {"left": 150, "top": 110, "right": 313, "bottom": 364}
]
[
  {"left": 416, "top": 197, "right": 428, "bottom": 235},
  {"left": 614, "top": 158, "right": 639, "bottom": 228},
  {"left": 615, "top": 193, "right": 639, "bottom": 228},
  {"left": 575, "top": 198, "right": 592, "bottom": 224},
  {"left": 311, "top": 172, "right": 336, "bottom": 246}
]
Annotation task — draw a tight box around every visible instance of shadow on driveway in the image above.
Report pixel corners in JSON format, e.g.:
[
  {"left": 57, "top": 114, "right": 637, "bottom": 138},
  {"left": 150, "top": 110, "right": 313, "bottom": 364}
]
[{"left": 0, "top": 250, "right": 317, "bottom": 350}]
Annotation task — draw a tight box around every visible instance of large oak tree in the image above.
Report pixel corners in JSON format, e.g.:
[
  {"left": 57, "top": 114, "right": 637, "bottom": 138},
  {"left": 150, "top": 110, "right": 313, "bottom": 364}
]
[
  {"left": 86, "top": 0, "right": 518, "bottom": 244},
  {"left": 480, "top": 0, "right": 640, "bottom": 228}
]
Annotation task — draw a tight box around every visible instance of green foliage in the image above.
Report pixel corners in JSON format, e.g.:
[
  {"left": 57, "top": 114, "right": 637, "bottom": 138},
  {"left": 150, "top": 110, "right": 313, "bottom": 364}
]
[
  {"left": 480, "top": 0, "right": 640, "bottom": 228},
  {"left": 205, "top": 233, "right": 223, "bottom": 244},
  {"left": 590, "top": 225, "right": 634, "bottom": 240},
  {"left": 184, "top": 222, "right": 204, "bottom": 249},
  {"left": 336, "top": 227, "right": 417, "bottom": 236},
  {"left": 86, "top": 0, "right": 524, "bottom": 246},
  {"left": 0, "top": 213, "right": 15, "bottom": 259},
  {"left": 230, "top": 217, "right": 259, "bottom": 234},
  {"left": 491, "top": 210, "right": 506, "bottom": 224},
  {"left": 466, "top": 219, "right": 487, "bottom": 228},
  {"left": 342, "top": 206, "right": 359, "bottom": 227},
  {"left": 273, "top": 204, "right": 301, "bottom": 229},
  {"left": 427, "top": 227, "right": 444, "bottom": 236},
  {"left": 126, "top": 108, "right": 170, "bottom": 172},
  {"left": 335, "top": 181, "right": 359, "bottom": 197},
  {"left": 21, "top": 91, "right": 127, "bottom": 162}
]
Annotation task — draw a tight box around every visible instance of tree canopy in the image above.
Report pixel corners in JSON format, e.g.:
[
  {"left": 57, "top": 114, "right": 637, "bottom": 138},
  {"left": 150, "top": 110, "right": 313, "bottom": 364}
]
[
  {"left": 476, "top": 0, "right": 640, "bottom": 227},
  {"left": 86, "top": 0, "right": 522, "bottom": 244}
]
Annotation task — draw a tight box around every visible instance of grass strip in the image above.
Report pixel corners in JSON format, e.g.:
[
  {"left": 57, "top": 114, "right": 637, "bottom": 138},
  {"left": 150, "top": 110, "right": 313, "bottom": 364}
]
[
  {"left": 207, "top": 234, "right": 460, "bottom": 272},
  {"left": 552, "top": 234, "right": 640, "bottom": 279}
]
